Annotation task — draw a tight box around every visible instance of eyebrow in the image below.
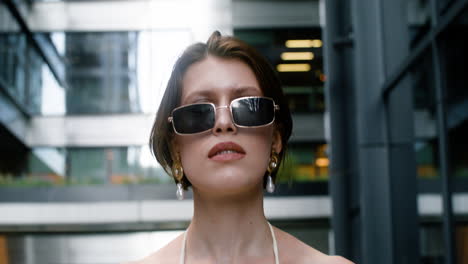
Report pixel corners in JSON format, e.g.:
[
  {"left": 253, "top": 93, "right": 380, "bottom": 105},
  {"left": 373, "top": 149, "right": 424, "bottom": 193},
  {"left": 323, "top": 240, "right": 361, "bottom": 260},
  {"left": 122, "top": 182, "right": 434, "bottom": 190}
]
[
  {"left": 182, "top": 86, "right": 261, "bottom": 104},
  {"left": 233, "top": 86, "right": 262, "bottom": 96},
  {"left": 182, "top": 90, "right": 214, "bottom": 104}
]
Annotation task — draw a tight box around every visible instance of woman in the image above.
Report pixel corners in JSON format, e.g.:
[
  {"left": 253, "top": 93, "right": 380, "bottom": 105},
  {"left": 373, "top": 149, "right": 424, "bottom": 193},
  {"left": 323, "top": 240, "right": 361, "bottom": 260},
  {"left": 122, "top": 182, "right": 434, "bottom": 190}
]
[{"left": 132, "top": 31, "right": 353, "bottom": 264}]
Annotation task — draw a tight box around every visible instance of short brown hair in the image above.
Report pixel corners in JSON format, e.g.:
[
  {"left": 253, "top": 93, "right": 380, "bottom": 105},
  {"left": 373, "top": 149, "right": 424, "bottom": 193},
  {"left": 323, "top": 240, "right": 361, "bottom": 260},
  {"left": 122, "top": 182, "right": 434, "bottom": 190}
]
[{"left": 150, "top": 31, "right": 292, "bottom": 190}]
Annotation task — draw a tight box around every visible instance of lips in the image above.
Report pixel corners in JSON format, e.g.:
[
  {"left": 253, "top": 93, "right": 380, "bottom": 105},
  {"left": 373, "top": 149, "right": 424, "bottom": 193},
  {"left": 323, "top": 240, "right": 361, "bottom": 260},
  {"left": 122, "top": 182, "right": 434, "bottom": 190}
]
[{"left": 208, "top": 141, "right": 246, "bottom": 161}]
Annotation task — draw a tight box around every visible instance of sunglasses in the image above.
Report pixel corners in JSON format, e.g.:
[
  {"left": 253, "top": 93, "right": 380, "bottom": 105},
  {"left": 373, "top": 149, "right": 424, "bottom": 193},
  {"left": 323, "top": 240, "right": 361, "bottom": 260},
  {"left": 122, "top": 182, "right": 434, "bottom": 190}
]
[{"left": 168, "top": 96, "right": 279, "bottom": 135}]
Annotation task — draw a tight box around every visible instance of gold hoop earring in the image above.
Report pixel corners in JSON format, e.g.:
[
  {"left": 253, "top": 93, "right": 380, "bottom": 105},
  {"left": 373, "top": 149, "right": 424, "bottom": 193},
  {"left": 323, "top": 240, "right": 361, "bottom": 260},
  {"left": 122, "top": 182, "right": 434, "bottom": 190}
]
[
  {"left": 172, "top": 158, "right": 184, "bottom": 200},
  {"left": 266, "top": 151, "right": 278, "bottom": 193}
]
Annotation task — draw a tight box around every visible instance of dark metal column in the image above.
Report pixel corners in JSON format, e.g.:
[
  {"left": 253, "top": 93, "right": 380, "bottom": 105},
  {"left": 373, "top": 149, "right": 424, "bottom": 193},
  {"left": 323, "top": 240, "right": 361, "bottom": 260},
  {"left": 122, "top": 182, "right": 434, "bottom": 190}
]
[
  {"left": 323, "top": 0, "right": 357, "bottom": 260},
  {"left": 354, "top": 0, "right": 420, "bottom": 261},
  {"left": 352, "top": 0, "right": 420, "bottom": 262},
  {"left": 352, "top": 1, "right": 393, "bottom": 261},
  {"left": 429, "top": 1, "right": 456, "bottom": 263},
  {"left": 382, "top": 0, "right": 420, "bottom": 263},
  {"left": 324, "top": 0, "right": 420, "bottom": 263}
]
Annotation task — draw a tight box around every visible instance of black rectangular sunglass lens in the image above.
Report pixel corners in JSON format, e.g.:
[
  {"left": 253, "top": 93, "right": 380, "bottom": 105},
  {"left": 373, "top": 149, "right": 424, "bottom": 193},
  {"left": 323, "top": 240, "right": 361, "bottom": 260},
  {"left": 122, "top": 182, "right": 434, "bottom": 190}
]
[
  {"left": 172, "top": 104, "right": 215, "bottom": 134},
  {"left": 231, "top": 97, "right": 275, "bottom": 127}
]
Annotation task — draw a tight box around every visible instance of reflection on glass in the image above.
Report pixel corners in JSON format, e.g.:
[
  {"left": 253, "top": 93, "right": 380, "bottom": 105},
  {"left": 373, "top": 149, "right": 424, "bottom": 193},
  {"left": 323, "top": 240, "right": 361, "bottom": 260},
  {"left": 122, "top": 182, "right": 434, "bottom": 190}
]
[
  {"left": 456, "top": 223, "right": 468, "bottom": 264},
  {"left": 61, "top": 30, "right": 191, "bottom": 115},
  {"left": 28, "top": 43, "right": 43, "bottom": 115},
  {"left": 10, "top": 0, "right": 32, "bottom": 21},
  {"left": 65, "top": 32, "right": 139, "bottom": 114},
  {"left": 438, "top": 0, "right": 457, "bottom": 15},
  {"left": 50, "top": 32, "right": 66, "bottom": 57},
  {"left": 407, "top": 0, "right": 431, "bottom": 48},
  {"left": 68, "top": 146, "right": 169, "bottom": 185},
  {"left": 0, "top": 146, "right": 169, "bottom": 187},
  {"left": 0, "top": 3, "right": 66, "bottom": 116},
  {"left": 235, "top": 28, "right": 324, "bottom": 113},
  {"left": 420, "top": 223, "right": 445, "bottom": 264},
  {"left": 0, "top": 148, "right": 65, "bottom": 187},
  {"left": 41, "top": 64, "right": 66, "bottom": 115},
  {"left": 26, "top": 147, "right": 65, "bottom": 185},
  {"left": 441, "top": 16, "right": 468, "bottom": 179},
  {"left": 411, "top": 50, "right": 439, "bottom": 179},
  {"left": 26, "top": 41, "right": 66, "bottom": 116},
  {"left": 0, "top": 32, "right": 27, "bottom": 103},
  {"left": 278, "top": 143, "right": 329, "bottom": 183},
  {"left": 449, "top": 120, "right": 468, "bottom": 178},
  {"left": 285, "top": 86, "right": 325, "bottom": 113},
  {"left": 415, "top": 140, "right": 439, "bottom": 178}
]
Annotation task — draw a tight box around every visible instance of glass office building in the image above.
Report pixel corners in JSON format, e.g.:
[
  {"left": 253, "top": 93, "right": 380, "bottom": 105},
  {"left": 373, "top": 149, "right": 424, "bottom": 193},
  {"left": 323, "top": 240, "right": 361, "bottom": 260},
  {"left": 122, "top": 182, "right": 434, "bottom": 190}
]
[{"left": 0, "top": 0, "right": 467, "bottom": 263}]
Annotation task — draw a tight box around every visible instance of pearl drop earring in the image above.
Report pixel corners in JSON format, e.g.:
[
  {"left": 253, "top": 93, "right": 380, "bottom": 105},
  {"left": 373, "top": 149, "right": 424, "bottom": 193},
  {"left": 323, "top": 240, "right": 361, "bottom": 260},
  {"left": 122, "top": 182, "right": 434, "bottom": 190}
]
[
  {"left": 176, "top": 183, "right": 184, "bottom": 200},
  {"left": 266, "top": 151, "right": 278, "bottom": 193},
  {"left": 172, "top": 158, "right": 184, "bottom": 200}
]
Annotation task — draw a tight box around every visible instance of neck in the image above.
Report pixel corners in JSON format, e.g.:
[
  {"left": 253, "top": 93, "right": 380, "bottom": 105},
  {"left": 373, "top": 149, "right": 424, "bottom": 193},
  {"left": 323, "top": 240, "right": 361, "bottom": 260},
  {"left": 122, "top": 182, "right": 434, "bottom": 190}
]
[{"left": 185, "top": 185, "right": 273, "bottom": 263}]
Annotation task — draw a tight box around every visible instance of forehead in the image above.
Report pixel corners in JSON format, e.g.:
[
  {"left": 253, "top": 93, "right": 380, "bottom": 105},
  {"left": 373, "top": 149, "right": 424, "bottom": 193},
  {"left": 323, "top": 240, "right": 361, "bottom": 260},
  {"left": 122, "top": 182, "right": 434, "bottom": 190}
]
[{"left": 181, "top": 56, "right": 262, "bottom": 103}]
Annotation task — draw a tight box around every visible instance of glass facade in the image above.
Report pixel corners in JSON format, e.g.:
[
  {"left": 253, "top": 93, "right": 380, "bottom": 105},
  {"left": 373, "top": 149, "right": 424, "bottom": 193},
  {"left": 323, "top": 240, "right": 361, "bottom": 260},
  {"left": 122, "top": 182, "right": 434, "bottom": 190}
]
[
  {"left": 0, "top": 146, "right": 168, "bottom": 187},
  {"left": 446, "top": 7, "right": 468, "bottom": 264},
  {"left": 67, "top": 147, "right": 168, "bottom": 185},
  {"left": 237, "top": 28, "right": 328, "bottom": 184},
  {"left": 0, "top": 3, "right": 26, "bottom": 106},
  {"left": 2, "top": 28, "right": 191, "bottom": 117},
  {"left": 2, "top": 23, "right": 327, "bottom": 187},
  {"left": 384, "top": 1, "right": 468, "bottom": 263},
  {"left": 410, "top": 1, "right": 468, "bottom": 186},
  {"left": 64, "top": 32, "right": 140, "bottom": 114},
  {"left": 0, "top": 2, "right": 65, "bottom": 116},
  {"left": 277, "top": 143, "right": 329, "bottom": 183},
  {"left": 421, "top": 224, "right": 445, "bottom": 263},
  {"left": 442, "top": 15, "right": 468, "bottom": 179},
  {"left": 324, "top": 0, "right": 468, "bottom": 263},
  {"left": 236, "top": 28, "right": 325, "bottom": 113},
  {"left": 412, "top": 50, "right": 439, "bottom": 179},
  {"left": 58, "top": 30, "right": 191, "bottom": 115}
]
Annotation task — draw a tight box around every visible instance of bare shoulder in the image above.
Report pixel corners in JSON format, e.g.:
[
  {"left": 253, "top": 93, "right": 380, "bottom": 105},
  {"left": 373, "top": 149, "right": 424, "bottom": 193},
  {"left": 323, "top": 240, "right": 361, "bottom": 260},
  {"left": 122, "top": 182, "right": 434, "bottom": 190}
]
[
  {"left": 121, "top": 233, "right": 183, "bottom": 264},
  {"left": 320, "top": 255, "right": 355, "bottom": 264},
  {"left": 273, "top": 226, "right": 354, "bottom": 264},
  {"left": 324, "top": 256, "right": 354, "bottom": 264}
]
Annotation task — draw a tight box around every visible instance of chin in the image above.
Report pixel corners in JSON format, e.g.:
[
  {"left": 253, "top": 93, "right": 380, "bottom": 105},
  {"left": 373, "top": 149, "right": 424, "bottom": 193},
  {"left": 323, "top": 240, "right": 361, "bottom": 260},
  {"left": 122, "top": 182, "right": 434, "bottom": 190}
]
[
  {"left": 187, "top": 166, "right": 266, "bottom": 192},
  {"left": 193, "top": 177, "right": 263, "bottom": 197}
]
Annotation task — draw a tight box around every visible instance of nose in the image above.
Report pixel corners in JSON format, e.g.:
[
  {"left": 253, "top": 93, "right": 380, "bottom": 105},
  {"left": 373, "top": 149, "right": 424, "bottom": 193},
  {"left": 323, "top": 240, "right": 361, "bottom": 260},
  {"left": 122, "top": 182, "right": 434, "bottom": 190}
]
[{"left": 212, "top": 105, "right": 237, "bottom": 135}]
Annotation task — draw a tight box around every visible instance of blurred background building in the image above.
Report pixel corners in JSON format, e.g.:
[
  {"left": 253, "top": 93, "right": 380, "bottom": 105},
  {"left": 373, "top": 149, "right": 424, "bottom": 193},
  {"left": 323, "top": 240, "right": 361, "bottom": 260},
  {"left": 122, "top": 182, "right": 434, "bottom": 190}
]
[{"left": 0, "top": 0, "right": 467, "bottom": 263}]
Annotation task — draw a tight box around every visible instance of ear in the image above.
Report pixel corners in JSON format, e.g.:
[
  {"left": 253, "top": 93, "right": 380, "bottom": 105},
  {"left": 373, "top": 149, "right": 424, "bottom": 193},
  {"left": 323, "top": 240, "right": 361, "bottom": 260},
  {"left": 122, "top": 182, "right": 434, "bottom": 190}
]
[{"left": 272, "top": 129, "right": 283, "bottom": 154}]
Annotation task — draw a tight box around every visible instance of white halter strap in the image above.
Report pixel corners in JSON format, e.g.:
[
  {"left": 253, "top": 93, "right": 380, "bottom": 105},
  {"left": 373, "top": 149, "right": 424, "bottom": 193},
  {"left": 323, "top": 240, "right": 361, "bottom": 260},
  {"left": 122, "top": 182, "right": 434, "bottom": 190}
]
[
  {"left": 179, "top": 228, "right": 187, "bottom": 264},
  {"left": 179, "top": 222, "right": 279, "bottom": 264}
]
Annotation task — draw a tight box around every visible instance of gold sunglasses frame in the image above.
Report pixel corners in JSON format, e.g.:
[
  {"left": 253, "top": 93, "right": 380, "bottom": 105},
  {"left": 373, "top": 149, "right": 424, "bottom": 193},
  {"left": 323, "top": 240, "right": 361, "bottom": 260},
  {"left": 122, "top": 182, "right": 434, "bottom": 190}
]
[{"left": 167, "top": 96, "right": 280, "bottom": 135}]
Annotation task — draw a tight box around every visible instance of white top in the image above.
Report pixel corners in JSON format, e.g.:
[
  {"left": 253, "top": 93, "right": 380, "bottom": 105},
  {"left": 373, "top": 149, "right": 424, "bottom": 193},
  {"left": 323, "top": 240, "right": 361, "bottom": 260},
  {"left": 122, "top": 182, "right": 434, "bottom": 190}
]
[{"left": 179, "top": 222, "right": 280, "bottom": 264}]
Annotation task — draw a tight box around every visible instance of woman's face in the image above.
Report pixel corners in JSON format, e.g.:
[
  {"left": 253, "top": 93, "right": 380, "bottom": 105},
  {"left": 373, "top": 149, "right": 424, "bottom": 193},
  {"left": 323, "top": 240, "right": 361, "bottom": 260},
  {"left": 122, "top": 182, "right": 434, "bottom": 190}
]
[{"left": 173, "top": 55, "right": 282, "bottom": 197}]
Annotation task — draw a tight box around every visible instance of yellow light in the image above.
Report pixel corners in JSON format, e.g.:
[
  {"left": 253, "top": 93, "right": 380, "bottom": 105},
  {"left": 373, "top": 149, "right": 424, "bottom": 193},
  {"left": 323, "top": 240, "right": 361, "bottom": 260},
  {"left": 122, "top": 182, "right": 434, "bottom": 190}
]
[
  {"left": 285, "top": 39, "right": 323, "bottom": 48},
  {"left": 281, "top": 52, "right": 314, "bottom": 61},
  {"left": 315, "top": 157, "right": 330, "bottom": 167},
  {"left": 310, "top": 39, "right": 323, "bottom": 48},
  {"left": 276, "top": 64, "right": 311, "bottom": 72}
]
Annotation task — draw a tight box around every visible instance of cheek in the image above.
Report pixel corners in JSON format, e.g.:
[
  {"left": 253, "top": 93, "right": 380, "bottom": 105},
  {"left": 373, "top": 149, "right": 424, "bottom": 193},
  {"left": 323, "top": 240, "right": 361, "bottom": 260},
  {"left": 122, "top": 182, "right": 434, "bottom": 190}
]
[
  {"left": 244, "top": 138, "right": 271, "bottom": 177},
  {"left": 247, "top": 130, "right": 274, "bottom": 172},
  {"left": 176, "top": 136, "right": 203, "bottom": 166},
  {"left": 243, "top": 126, "right": 275, "bottom": 154},
  {"left": 176, "top": 135, "right": 211, "bottom": 180}
]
